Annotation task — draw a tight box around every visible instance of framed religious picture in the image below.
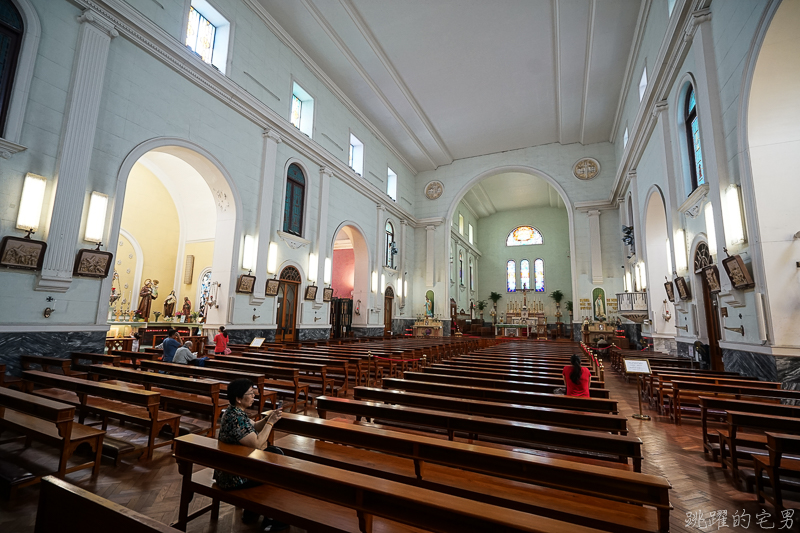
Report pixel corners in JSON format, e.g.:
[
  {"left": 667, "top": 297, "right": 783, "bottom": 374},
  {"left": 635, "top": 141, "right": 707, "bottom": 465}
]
[
  {"left": 322, "top": 287, "right": 334, "bottom": 302},
  {"left": 0, "top": 235, "right": 47, "bottom": 271},
  {"left": 703, "top": 265, "right": 722, "bottom": 293},
  {"left": 73, "top": 248, "right": 113, "bottom": 278},
  {"left": 236, "top": 274, "right": 256, "bottom": 294},
  {"left": 675, "top": 276, "right": 692, "bottom": 301},
  {"left": 265, "top": 278, "right": 280, "bottom": 297},
  {"left": 664, "top": 281, "right": 676, "bottom": 302},
  {"left": 304, "top": 285, "right": 318, "bottom": 300},
  {"left": 722, "top": 254, "right": 755, "bottom": 290}
]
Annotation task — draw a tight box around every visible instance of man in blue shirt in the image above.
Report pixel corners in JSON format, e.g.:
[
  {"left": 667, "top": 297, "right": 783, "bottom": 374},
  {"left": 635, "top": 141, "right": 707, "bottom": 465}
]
[{"left": 162, "top": 329, "right": 182, "bottom": 363}]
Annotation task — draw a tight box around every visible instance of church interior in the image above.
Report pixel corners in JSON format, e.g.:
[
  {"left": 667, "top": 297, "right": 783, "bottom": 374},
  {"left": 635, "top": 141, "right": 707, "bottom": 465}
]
[{"left": 1, "top": 0, "right": 799, "bottom": 531}]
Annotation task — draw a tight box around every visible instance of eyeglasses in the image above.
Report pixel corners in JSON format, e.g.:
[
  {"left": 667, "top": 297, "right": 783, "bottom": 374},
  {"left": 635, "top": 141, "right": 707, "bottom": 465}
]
[{"left": 243, "top": 391, "right": 255, "bottom": 397}]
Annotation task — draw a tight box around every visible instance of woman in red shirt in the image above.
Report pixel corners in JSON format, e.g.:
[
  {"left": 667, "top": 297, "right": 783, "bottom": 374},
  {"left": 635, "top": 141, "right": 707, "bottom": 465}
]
[
  {"left": 562, "top": 354, "right": 591, "bottom": 397},
  {"left": 214, "top": 326, "right": 230, "bottom": 355}
]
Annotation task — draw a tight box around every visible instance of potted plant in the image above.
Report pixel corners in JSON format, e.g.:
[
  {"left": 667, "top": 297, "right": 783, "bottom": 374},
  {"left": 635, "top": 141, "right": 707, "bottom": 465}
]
[
  {"left": 488, "top": 292, "right": 502, "bottom": 325},
  {"left": 550, "top": 290, "right": 564, "bottom": 319},
  {"left": 476, "top": 300, "right": 487, "bottom": 323},
  {"left": 191, "top": 311, "right": 200, "bottom": 323},
  {"left": 566, "top": 300, "right": 573, "bottom": 318},
  {"left": 153, "top": 311, "right": 161, "bottom": 323}
]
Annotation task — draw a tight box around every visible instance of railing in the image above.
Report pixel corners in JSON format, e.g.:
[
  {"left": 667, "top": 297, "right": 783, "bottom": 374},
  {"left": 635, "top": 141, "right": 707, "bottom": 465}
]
[{"left": 617, "top": 292, "right": 648, "bottom": 323}]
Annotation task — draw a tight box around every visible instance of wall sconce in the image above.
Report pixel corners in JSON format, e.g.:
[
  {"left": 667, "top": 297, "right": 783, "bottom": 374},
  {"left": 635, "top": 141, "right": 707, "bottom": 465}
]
[
  {"left": 17, "top": 173, "right": 47, "bottom": 233},
  {"left": 308, "top": 253, "right": 318, "bottom": 281},
  {"left": 704, "top": 203, "right": 717, "bottom": 256},
  {"left": 381, "top": 274, "right": 386, "bottom": 294},
  {"left": 404, "top": 279, "right": 408, "bottom": 298},
  {"left": 398, "top": 276, "right": 403, "bottom": 297},
  {"left": 639, "top": 262, "right": 648, "bottom": 290},
  {"left": 84, "top": 191, "right": 108, "bottom": 243},
  {"left": 371, "top": 271, "right": 378, "bottom": 293},
  {"left": 674, "top": 229, "right": 688, "bottom": 272},
  {"left": 242, "top": 234, "right": 256, "bottom": 271},
  {"left": 267, "top": 242, "right": 278, "bottom": 274},
  {"left": 323, "top": 257, "right": 332, "bottom": 285},
  {"left": 725, "top": 184, "right": 745, "bottom": 245},
  {"left": 625, "top": 270, "right": 632, "bottom": 293}
]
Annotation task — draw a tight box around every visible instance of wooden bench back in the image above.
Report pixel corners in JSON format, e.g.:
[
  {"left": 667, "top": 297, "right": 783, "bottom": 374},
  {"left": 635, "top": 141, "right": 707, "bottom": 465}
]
[
  {"left": 673, "top": 381, "right": 796, "bottom": 399},
  {"left": 88, "top": 365, "right": 219, "bottom": 396},
  {"left": 23, "top": 370, "right": 160, "bottom": 408},
  {"left": 20, "top": 355, "right": 73, "bottom": 375},
  {"left": 71, "top": 352, "right": 121, "bottom": 370},
  {"left": 205, "top": 359, "right": 299, "bottom": 381},
  {"left": 139, "top": 360, "right": 263, "bottom": 385},
  {"left": 403, "top": 371, "right": 611, "bottom": 399},
  {"left": 766, "top": 432, "right": 800, "bottom": 458},
  {"left": 0, "top": 386, "right": 75, "bottom": 424}
]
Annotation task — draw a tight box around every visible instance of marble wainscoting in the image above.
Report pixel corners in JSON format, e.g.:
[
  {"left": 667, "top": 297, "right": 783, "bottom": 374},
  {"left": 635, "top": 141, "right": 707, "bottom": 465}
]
[
  {"left": 297, "top": 327, "right": 331, "bottom": 341},
  {"left": 573, "top": 324, "right": 582, "bottom": 343},
  {"left": 226, "top": 329, "right": 276, "bottom": 344},
  {"left": 776, "top": 356, "right": 800, "bottom": 403},
  {"left": 618, "top": 323, "right": 643, "bottom": 349},
  {"left": 0, "top": 330, "right": 106, "bottom": 376},
  {"left": 391, "top": 319, "right": 415, "bottom": 336},
  {"left": 722, "top": 349, "right": 779, "bottom": 382},
  {"left": 653, "top": 337, "right": 678, "bottom": 355},
  {"left": 352, "top": 327, "right": 385, "bottom": 338},
  {"left": 443, "top": 320, "right": 452, "bottom": 337}
]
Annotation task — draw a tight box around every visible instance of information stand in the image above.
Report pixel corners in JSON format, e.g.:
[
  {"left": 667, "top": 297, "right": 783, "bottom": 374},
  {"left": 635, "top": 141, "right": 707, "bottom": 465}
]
[
  {"left": 624, "top": 359, "right": 652, "bottom": 420},
  {"left": 249, "top": 337, "right": 266, "bottom": 348}
]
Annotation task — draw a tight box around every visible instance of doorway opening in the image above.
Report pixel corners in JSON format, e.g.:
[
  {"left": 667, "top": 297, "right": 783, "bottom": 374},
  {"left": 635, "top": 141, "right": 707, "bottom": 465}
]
[
  {"left": 384, "top": 286, "right": 394, "bottom": 335},
  {"left": 694, "top": 242, "right": 723, "bottom": 370},
  {"left": 330, "top": 224, "right": 370, "bottom": 330},
  {"left": 276, "top": 266, "right": 301, "bottom": 342}
]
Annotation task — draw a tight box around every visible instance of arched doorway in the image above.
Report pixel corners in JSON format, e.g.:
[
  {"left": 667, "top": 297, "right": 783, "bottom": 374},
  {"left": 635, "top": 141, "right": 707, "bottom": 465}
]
[
  {"left": 384, "top": 286, "right": 394, "bottom": 335},
  {"left": 330, "top": 223, "right": 370, "bottom": 333},
  {"left": 644, "top": 190, "right": 676, "bottom": 343},
  {"left": 694, "top": 242, "right": 723, "bottom": 370},
  {"left": 276, "top": 266, "right": 301, "bottom": 342}
]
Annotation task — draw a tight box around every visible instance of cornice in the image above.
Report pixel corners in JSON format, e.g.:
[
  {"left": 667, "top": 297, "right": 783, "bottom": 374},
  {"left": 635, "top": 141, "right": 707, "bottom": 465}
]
[
  {"left": 450, "top": 229, "right": 482, "bottom": 258},
  {"left": 416, "top": 217, "right": 445, "bottom": 229},
  {"left": 67, "top": 0, "right": 418, "bottom": 226},
  {"left": 0, "top": 137, "right": 27, "bottom": 159}
]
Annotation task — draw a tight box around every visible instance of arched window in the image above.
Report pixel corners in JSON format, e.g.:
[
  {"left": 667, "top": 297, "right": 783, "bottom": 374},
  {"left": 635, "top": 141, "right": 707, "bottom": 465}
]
[
  {"left": 469, "top": 258, "right": 474, "bottom": 291},
  {"left": 458, "top": 251, "right": 463, "bottom": 286},
  {"left": 685, "top": 86, "right": 705, "bottom": 191},
  {"left": 520, "top": 259, "right": 530, "bottom": 290},
  {"left": 283, "top": 163, "right": 305, "bottom": 236},
  {"left": 506, "top": 260, "right": 516, "bottom": 292},
  {"left": 384, "top": 221, "right": 394, "bottom": 268},
  {"left": 506, "top": 226, "right": 543, "bottom": 246},
  {"left": 0, "top": 0, "right": 23, "bottom": 134},
  {"left": 534, "top": 259, "right": 545, "bottom": 292}
]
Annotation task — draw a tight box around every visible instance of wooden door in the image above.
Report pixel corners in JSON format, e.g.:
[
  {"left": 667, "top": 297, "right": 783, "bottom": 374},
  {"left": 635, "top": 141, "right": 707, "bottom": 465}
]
[
  {"left": 701, "top": 274, "right": 724, "bottom": 370},
  {"left": 383, "top": 287, "right": 394, "bottom": 335},
  {"left": 276, "top": 267, "right": 301, "bottom": 342}
]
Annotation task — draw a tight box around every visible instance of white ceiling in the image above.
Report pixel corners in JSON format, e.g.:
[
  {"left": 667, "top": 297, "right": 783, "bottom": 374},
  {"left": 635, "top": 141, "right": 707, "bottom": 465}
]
[
  {"left": 461, "top": 172, "right": 565, "bottom": 218},
  {"left": 257, "top": 0, "right": 643, "bottom": 171}
]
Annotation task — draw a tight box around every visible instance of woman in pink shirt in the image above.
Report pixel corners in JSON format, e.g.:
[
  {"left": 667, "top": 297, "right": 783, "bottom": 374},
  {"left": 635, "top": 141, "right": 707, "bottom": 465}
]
[
  {"left": 214, "top": 326, "right": 230, "bottom": 355},
  {"left": 562, "top": 354, "right": 591, "bottom": 397}
]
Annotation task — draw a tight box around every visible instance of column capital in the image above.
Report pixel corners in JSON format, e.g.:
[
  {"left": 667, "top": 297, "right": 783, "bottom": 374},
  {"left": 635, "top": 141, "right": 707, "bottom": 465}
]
[
  {"left": 683, "top": 9, "right": 711, "bottom": 43},
  {"left": 400, "top": 219, "right": 408, "bottom": 226},
  {"left": 262, "top": 128, "right": 282, "bottom": 143},
  {"left": 77, "top": 9, "right": 118, "bottom": 38},
  {"left": 425, "top": 225, "right": 435, "bottom": 232},
  {"left": 627, "top": 170, "right": 638, "bottom": 181},
  {"left": 376, "top": 203, "right": 386, "bottom": 212},
  {"left": 587, "top": 210, "right": 601, "bottom": 218},
  {"left": 652, "top": 100, "right": 669, "bottom": 118},
  {"left": 319, "top": 166, "right": 333, "bottom": 178}
]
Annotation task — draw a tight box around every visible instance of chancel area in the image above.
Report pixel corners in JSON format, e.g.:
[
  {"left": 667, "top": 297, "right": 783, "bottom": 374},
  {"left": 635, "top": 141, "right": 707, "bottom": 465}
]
[{"left": 1, "top": 0, "right": 799, "bottom": 531}]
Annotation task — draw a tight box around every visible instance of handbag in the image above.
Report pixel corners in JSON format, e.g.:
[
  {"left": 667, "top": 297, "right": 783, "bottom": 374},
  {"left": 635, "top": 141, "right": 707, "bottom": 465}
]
[{"left": 224, "top": 347, "right": 231, "bottom": 355}]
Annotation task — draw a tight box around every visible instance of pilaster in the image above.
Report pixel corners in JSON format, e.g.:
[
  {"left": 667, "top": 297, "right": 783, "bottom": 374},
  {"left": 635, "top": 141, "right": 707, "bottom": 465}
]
[
  {"left": 399, "top": 219, "right": 407, "bottom": 308},
  {"left": 314, "top": 167, "right": 333, "bottom": 303},
  {"left": 250, "top": 129, "right": 281, "bottom": 305},
  {"left": 588, "top": 210, "right": 603, "bottom": 284},
  {"left": 426, "top": 225, "right": 435, "bottom": 287}
]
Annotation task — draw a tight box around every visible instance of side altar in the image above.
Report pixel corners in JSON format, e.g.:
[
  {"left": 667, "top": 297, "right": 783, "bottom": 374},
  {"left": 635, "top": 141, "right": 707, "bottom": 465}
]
[{"left": 413, "top": 318, "right": 443, "bottom": 337}]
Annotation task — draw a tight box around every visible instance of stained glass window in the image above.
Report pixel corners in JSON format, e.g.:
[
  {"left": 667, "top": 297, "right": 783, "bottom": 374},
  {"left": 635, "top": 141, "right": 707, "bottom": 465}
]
[
  {"left": 685, "top": 87, "right": 705, "bottom": 190},
  {"left": 507, "top": 260, "right": 516, "bottom": 292},
  {"left": 534, "top": 259, "right": 544, "bottom": 292},
  {"left": 198, "top": 270, "right": 212, "bottom": 318},
  {"left": 469, "top": 258, "right": 474, "bottom": 291},
  {"left": 459, "top": 252, "right": 464, "bottom": 286},
  {"left": 506, "top": 226, "right": 543, "bottom": 246},
  {"left": 291, "top": 94, "right": 302, "bottom": 129},
  {"left": 0, "top": 0, "right": 23, "bottom": 134},
  {"left": 385, "top": 221, "right": 395, "bottom": 268},
  {"left": 283, "top": 164, "right": 305, "bottom": 236},
  {"left": 185, "top": 6, "right": 216, "bottom": 65},
  {"left": 520, "top": 260, "right": 530, "bottom": 291}
]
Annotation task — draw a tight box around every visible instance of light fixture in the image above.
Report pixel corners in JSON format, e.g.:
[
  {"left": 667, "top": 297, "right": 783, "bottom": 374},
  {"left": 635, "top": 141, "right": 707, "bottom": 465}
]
[
  {"left": 16, "top": 173, "right": 47, "bottom": 233},
  {"left": 674, "top": 229, "right": 688, "bottom": 272},
  {"left": 381, "top": 274, "right": 386, "bottom": 294},
  {"left": 242, "top": 235, "right": 255, "bottom": 271},
  {"left": 371, "top": 271, "right": 378, "bottom": 293},
  {"left": 267, "top": 242, "right": 278, "bottom": 274},
  {"left": 404, "top": 280, "right": 408, "bottom": 298},
  {"left": 323, "top": 257, "right": 332, "bottom": 285},
  {"left": 704, "top": 203, "right": 717, "bottom": 256},
  {"left": 725, "top": 184, "right": 745, "bottom": 245},
  {"left": 625, "top": 271, "right": 632, "bottom": 293},
  {"left": 308, "top": 253, "right": 318, "bottom": 282},
  {"left": 640, "top": 262, "right": 647, "bottom": 290},
  {"left": 84, "top": 191, "right": 108, "bottom": 243},
  {"left": 665, "top": 238, "right": 673, "bottom": 275},
  {"left": 398, "top": 276, "right": 403, "bottom": 297}
]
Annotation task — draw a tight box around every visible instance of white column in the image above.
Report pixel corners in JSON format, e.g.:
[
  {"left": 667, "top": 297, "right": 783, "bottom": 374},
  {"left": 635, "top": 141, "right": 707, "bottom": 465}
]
[
  {"left": 251, "top": 129, "right": 281, "bottom": 305},
  {"left": 374, "top": 204, "right": 385, "bottom": 274},
  {"left": 654, "top": 101, "right": 683, "bottom": 274},
  {"left": 314, "top": 167, "right": 332, "bottom": 303},
  {"left": 36, "top": 10, "right": 118, "bottom": 292},
  {"left": 399, "top": 219, "right": 407, "bottom": 308},
  {"left": 426, "top": 225, "right": 435, "bottom": 287},
  {"left": 588, "top": 210, "right": 603, "bottom": 284}
]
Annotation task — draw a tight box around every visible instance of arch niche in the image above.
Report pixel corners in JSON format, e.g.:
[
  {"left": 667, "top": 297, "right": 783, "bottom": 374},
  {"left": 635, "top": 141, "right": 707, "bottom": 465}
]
[
  {"left": 100, "top": 138, "right": 241, "bottom": 327},
  {"left": 330, "top": 223, "right": 370, "bottom": 328},
  {"left": 643, "top": 189, "right": 676, "bottom": 339}
]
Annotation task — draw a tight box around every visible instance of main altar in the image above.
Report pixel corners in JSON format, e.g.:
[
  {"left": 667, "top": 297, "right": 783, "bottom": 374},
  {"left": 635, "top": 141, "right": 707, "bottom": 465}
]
[{"left": 497, "top": 286, "right": 546, "bottom": 338}]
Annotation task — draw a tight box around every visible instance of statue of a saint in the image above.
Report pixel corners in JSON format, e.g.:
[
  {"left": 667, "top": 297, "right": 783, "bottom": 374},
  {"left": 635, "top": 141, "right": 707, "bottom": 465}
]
[
  {"left": 182, "top": 296, "right": 192, "bottom": 316},
  {"left": 136, "top": 279, "right": 157, "bottom": 320},
  {"left": 594, "top": 294, "right": 605, "bottom": 319},
  {"left": 424, "top": 296, "right": 433, "bottom": 317},
  {"left": 163, "top": 290, "right": 177, "bottom": 317}
]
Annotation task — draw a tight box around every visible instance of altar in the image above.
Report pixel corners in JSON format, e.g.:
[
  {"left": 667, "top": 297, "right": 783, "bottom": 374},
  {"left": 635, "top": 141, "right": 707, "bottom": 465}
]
[{"left": 413, "top": 318, "right": 443, "bottom": 337}]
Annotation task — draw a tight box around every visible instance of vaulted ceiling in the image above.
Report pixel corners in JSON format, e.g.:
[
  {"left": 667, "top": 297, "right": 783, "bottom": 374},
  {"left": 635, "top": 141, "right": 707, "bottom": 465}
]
[
  {"left": 258, "top": 0, "right": 644, "bottom": 172},
  {"left": 461, "top": 172, "right": 566, "bottom": 219}
]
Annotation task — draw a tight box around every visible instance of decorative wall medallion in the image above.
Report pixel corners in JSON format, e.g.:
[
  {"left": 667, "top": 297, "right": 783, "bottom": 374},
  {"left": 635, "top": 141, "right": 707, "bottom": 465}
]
[
  {"left": 126, "top": 268, "right": 131, "bottom": 274},
  {"left": 213, "top": 189, "right": 230, "bottom": 211},
  {"left": 425, "top": 181, "right": 444, "bottom": 200},
  {"left": 573, "top": 158, "right": 600, "bottom": 180},
  {"left": 128, "top": 253, "right": 133, "bottom": 259},
  {"left": 124, "top": 284, "right": 128, "bottom": 289},
  {"left": 116, "top": 259, "right": 122, "bottom": 265},
  {"left": 118, "top": 241, "right": 123, "bottom": 247}
]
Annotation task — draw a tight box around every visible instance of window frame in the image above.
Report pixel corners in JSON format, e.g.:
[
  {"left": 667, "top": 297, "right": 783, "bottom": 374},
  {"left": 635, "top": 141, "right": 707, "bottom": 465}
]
[
  {"left": 684, "top": 86, "right": 705, "bottom": 192},
  {"left": 282, "top": 162, "right": 307, "bottom": 237},
  {"left": 384, "top": 220, "right": 395, "bottom": 268},
  {"left": 458, "top": 214, "right": 464, "bottom": 235},
  {"left": 638, "top": 65, "right": 648, "bottom": 102},
  {"left": 459, "top": 251, "right": 464, "bottom": 286},
  {"left": 290, "top": 80, "right": 315, "bottom": 137},
  {"left": 0, "top": 0, "right": 23, "bottom": 138},
  {"left": 387, "top": 167, "right": 397, "bottom": 201},
  {"left": 506, "top": 260, "right": 516, "bottom": 293},
  {"left": 468, "top": 224, "right": 474, "bottom": 244},
  {"left": 181, "top": 0, "right": 233, "bottom": 75},
  {"left": 349, "top": 132, "right": 364, "bottom": 176},
  {"left": 534, "top": 258, "right": 545, "bottom": 292}
]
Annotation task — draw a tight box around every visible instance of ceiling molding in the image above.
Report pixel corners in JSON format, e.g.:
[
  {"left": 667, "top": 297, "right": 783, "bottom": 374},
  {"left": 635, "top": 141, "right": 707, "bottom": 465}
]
[
  {"left": 450, "top": 228, "right": 482, "bottom": 258},
  {"left": 578, "top": 0, "right": 596, "bottom": 145},
  {"left": 472, "top": 183, "right": 497, "bottom": 216},
  {"left": 609, "top": 0, "right": 652, "bottom": 143},
  {"left": 338, "top": 0, "right": 453, "bottom": 166},
  {"left": 241, "top": 0, "right": 420, "bottom": 175},
  {"left": 459, "top": 196, "right": 480, "bottom": 220},
  {"left": 299, "top": 0, "right": 438, "bottom": 170}
]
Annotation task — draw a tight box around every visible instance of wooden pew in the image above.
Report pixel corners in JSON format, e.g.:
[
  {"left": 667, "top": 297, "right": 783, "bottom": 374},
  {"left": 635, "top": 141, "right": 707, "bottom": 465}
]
[
  {"left": 656, "top": 374, "right": 776, "bottom": 417},
  {"left": 354, "top": 386, "right": 627, "bottom": 434},
  {"left": 86, "top": 365, "right": 221, "bottom": 437},
  {"left": 670, "top": 381, "right": 793, "bottom": 424},
  {"left": 0, "top": 387, "right": 104, "bottom": 489},
  {"left": 401, "top": 371, "right": 611, "bottom": 399},
  {"left": 232, "top": 353, "right": 336, "bottom": 395},
  {"left": 270, "top": 413, "right": 671, "bottom": 533},
  {"left": 425, "top": 365, "right": 606, "bottom": 388},
  {"left": 172, "top": 433, "right": 606, "bottom": 533},
  {"left": 241, "top": 351, "right": 353, "bottom": 394},
  {"left": 70, "top": 352, "right": 121, "bottom": 372},
  {"left": 21, "top": 355, "right": 87, "bottom": 378},
  {"left": 35, "top": 476, "right": 180, "bottom": 532},
  {"left": 139, "top": 360, "right": 277, "bottom": 413},
  {"left": 315, "top": 396, "right": 643, "bottom": 471},
  {"left": 22, "top": 370, "right": 178, "bottom": 460},
  {"left": 383, "top": 377, "right": 619, "bottom": 414},
  {"left": 205, "top": 358, "right": 310, "bottom": 414},
  {"left": 754, "top": 432, "right": 800, "bottom": 512}
]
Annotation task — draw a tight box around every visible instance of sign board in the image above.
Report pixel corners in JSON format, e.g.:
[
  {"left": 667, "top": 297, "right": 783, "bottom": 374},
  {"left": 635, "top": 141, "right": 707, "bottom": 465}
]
[
  {"left": 624, "top": 359, "right": 652, "bottom": 375},
  {"left": 249, "top": 337, "right": 266, "bottom": 348}
]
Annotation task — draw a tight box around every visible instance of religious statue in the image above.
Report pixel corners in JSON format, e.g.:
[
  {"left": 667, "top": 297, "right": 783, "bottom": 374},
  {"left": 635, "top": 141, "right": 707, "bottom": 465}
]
[
  {"left": 182, "top": 296, "right": 192, "bottom": 316},
  {"left": 163, "top": 290, "right": 177, "bottom": 317},
  {"left": 424, "top": 296, "right": 433, "bottom": 317},
  {"left": 136, "top": 279, "right": 158, "bottom": 320},
  {"left": 594, "top": 293, "right": 606, "bottom": 319}
]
